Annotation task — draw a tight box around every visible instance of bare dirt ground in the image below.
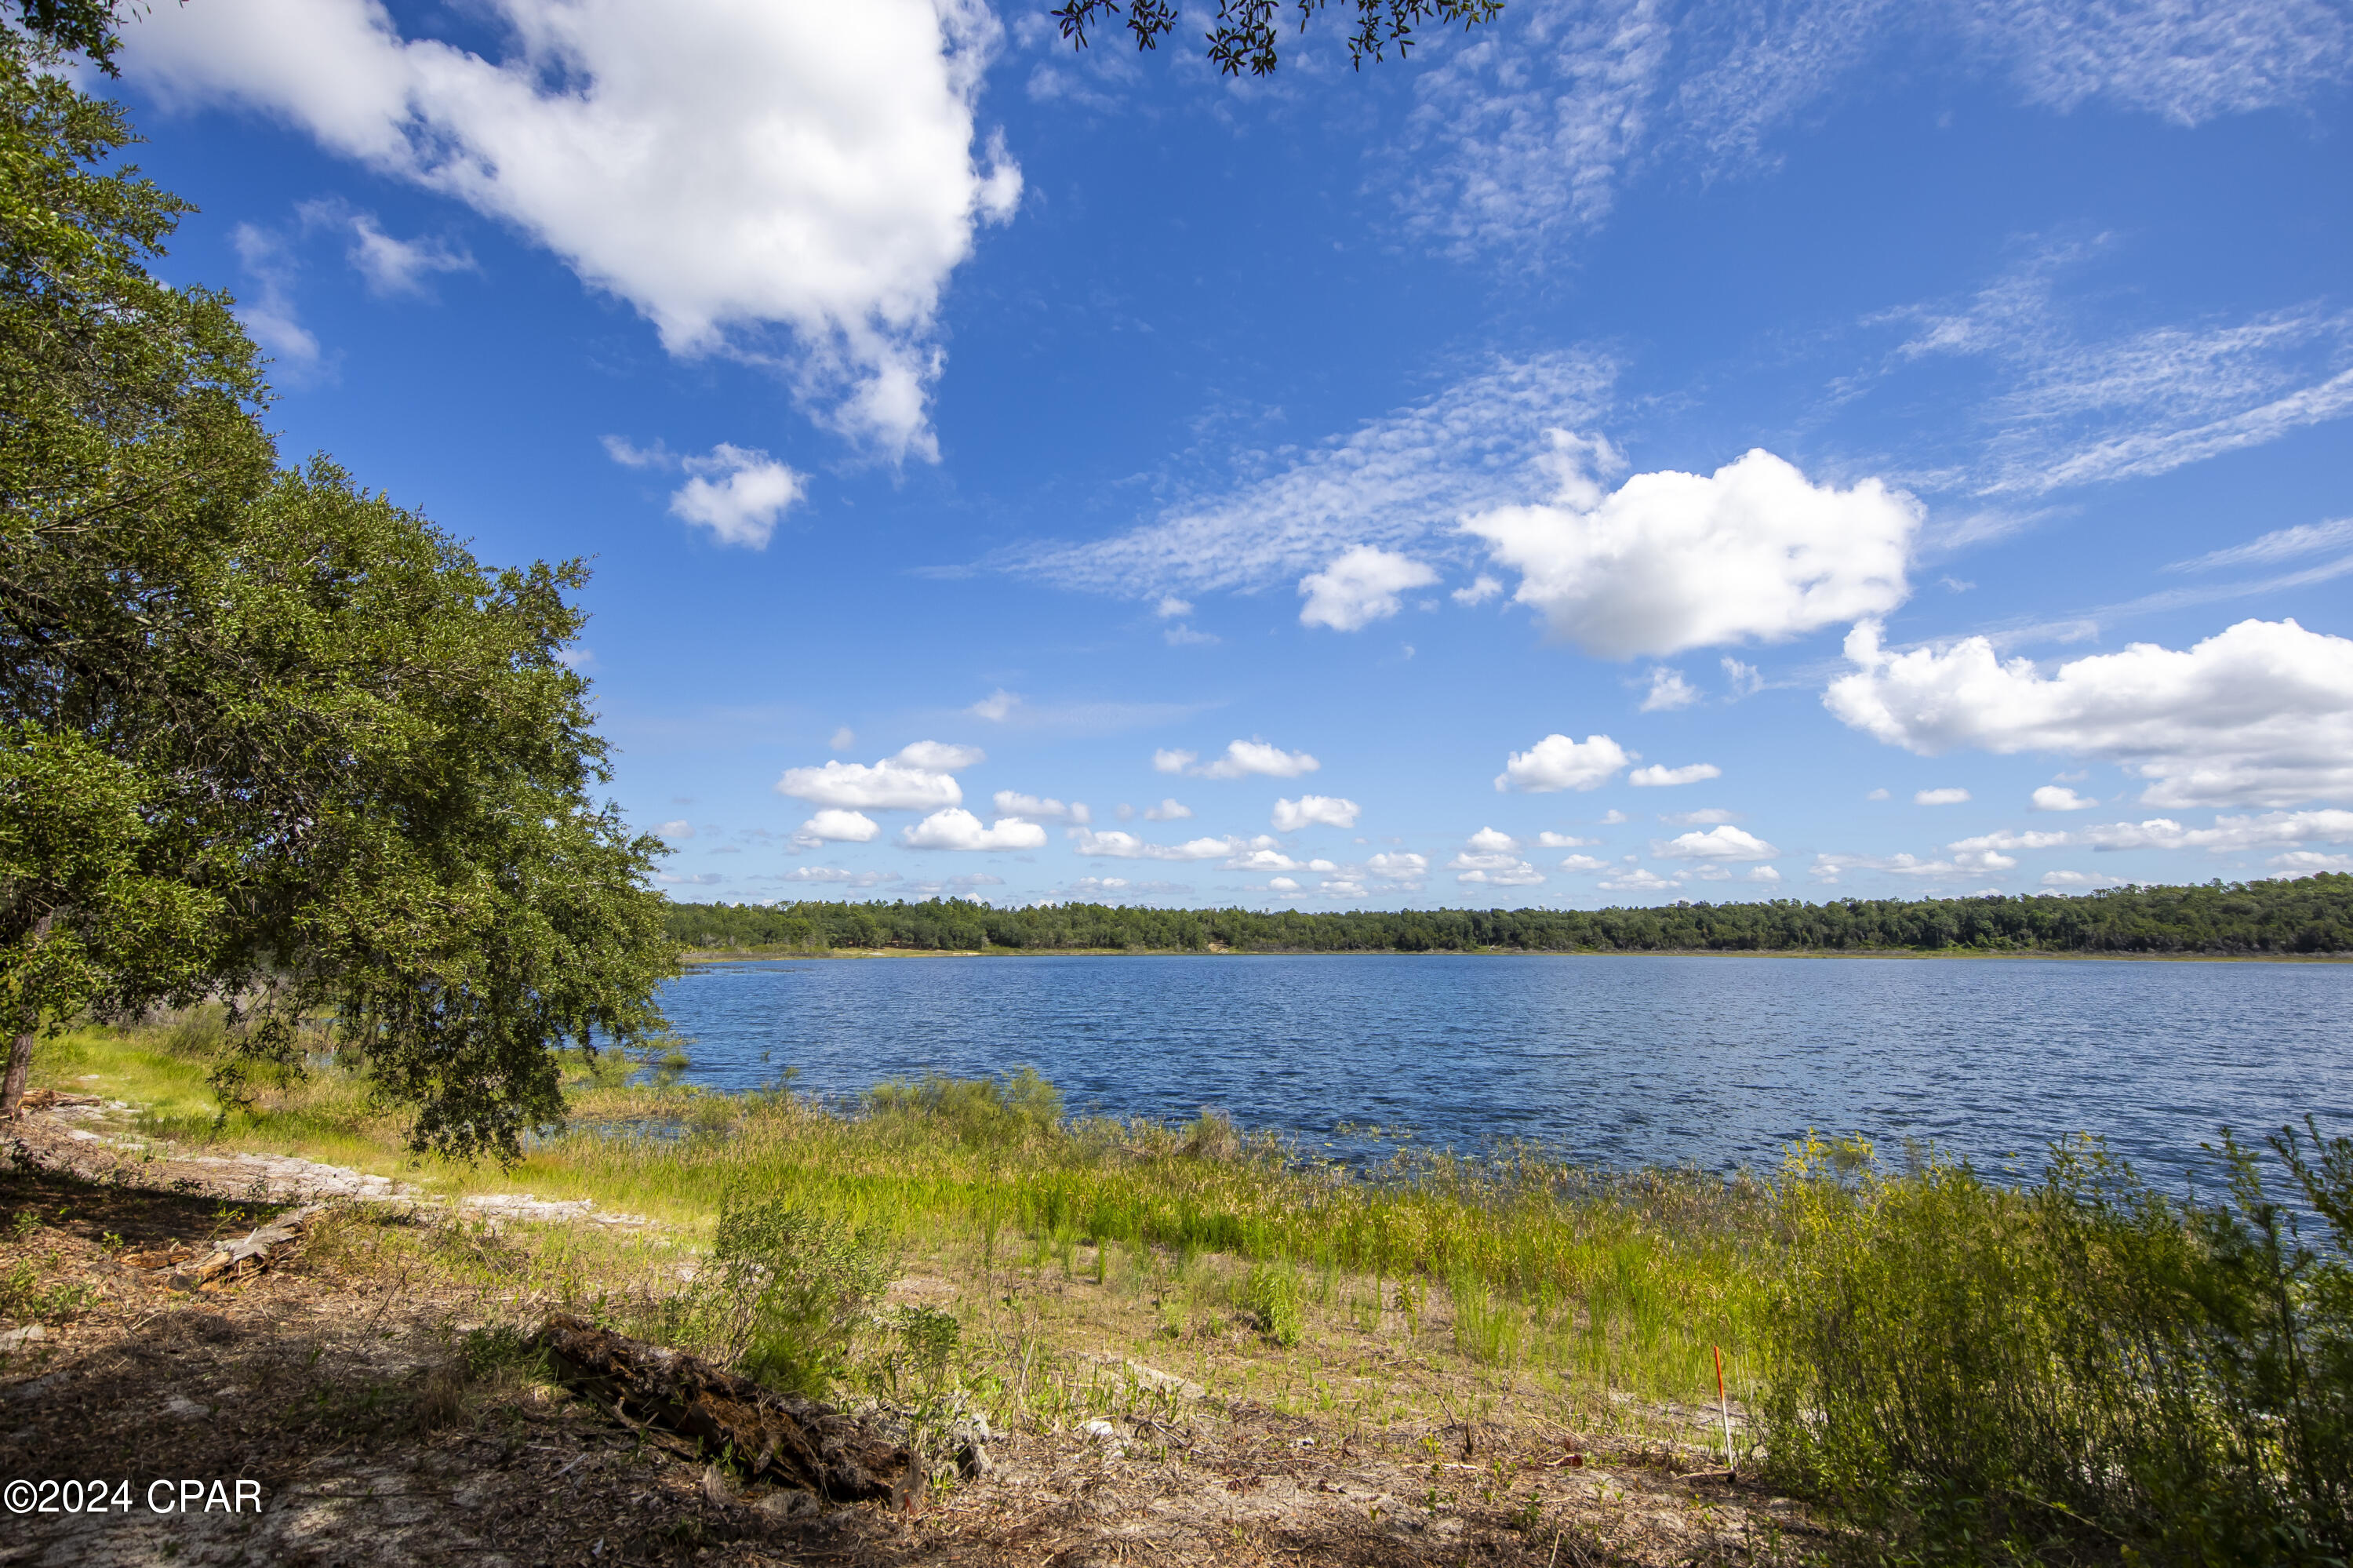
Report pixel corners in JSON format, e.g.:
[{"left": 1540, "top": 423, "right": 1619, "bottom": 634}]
[{"left": 1, "top": 1113, "right": 1824, "bottom": 1566}]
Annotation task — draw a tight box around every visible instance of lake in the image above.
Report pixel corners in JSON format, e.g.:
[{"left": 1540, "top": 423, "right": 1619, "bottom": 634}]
[{"left": 650, "top": 953, "right": 2351, "bottom": 1184}]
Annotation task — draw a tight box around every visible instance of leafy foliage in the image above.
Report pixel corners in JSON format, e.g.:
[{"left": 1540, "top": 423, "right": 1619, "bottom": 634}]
[
  {"left": 685, "top": 1197, "right": 897, "bottom": 1399},
  {"left": 1053, "top": 0, "right": 1504, "bottom": 75},
  {"left": 0, "top": 31, "right": 678, "bottom": 1154},
  {"left": 1758, "top": 1126, "right": 2353, "bottom": 1565},
  {"left": 667, "top": 875, "right": 2353, "bottom": 959}
]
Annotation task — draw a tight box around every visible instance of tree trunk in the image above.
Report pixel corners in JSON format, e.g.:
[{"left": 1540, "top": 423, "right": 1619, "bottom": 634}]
[
  {"left": 2, "top": 912, "right": 55, "bottom": 1118},
  {"left": 0, "top": 1024, "right": 32, "bottom": 1119}
]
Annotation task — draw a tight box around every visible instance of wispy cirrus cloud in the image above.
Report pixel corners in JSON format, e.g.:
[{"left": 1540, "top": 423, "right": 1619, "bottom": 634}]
[
  {"left": 1384, "top": 1, "right": 2351, "bottom": 263},
  {"left": 1878, "top": 247, "right": 2353, "bottom": 497},
  {"left": 1003, "top": 353, "right": 1613, "bottom": 601}
]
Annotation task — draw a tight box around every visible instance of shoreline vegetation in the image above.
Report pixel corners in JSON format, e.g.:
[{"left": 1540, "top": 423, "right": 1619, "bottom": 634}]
[
  {"left": 20, "top": 1015, "right": 2353, "bottom": 1565},
  {"left": 665, "top": 874, "right": 2353, "bottom": 961}
]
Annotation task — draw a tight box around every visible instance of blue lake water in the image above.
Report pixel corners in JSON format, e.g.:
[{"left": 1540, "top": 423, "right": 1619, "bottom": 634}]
[{"left": 651, "top": 954, "right": 2351, "bottom": 1184}]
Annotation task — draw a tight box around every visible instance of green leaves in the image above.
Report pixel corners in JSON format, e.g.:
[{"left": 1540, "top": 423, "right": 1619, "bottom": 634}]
[
  {"left": 0, "top": 37, "right": 677, "bottom": 1154},
  {"left": 1053, "top": 0, "right": 1506, "bottom": 77}
]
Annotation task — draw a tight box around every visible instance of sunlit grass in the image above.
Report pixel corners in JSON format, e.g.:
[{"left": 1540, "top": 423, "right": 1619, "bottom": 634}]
[{"left": 35, "top": 1020, "right": 1769, "bottom": 1413}]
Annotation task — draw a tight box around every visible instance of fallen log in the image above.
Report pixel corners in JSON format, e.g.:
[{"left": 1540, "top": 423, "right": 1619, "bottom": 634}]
[
  {"left": 12, "top": 1090, "right": 103, "bottom": 1112},
  {"left": 533, "top": 1313, "right": 925, "bottom": 1509},
  {"left": 133, "top": 1207, "right": 314, "bottom": 1291}
]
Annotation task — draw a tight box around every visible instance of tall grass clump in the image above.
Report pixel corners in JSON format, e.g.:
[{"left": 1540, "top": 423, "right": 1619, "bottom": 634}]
[
  {"left": 865, "top": 1068, "right": 1062, "bottom": 1148},
  {"left": 1758, "top": 1123, "right": 2352, "bottom": 1566}
]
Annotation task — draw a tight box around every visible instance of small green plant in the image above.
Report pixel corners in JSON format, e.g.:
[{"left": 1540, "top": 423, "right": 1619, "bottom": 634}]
[
  {"left": 1241, "top": 1258, "right": 1304, "bottom": 1347},
  {"left": 891, "top": 1304, "right": 962, "bottom": 1392},
  {"left": 1449, "top": 1271, "right": 1522, "bottom": 1367},
  {"left": 686, "top": 1196, "right": 896, "bottom": 1399},
  {"left": 0, "top": 1259, "right": 96, "bottom": 1322},
  {"left": 8, "top": 1210, "right": 35, "bottom": 1243}
]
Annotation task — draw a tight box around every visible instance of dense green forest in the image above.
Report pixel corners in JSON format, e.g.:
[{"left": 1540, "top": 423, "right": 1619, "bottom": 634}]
[{"left": 664, "top": 874, "right": 2353, "bottom": 958}]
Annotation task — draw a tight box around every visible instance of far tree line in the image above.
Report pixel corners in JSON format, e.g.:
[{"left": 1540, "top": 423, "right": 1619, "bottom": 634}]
[{"left": 664, "top": 875, "right": 2353, "bottom": 958}]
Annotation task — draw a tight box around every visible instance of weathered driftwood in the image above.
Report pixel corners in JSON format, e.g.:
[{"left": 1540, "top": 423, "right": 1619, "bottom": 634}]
[
  {"left": 533, "top": 1313, "right": 924, "bottom": 1508},
  {"left": 119, "top": 1207, "right": 315, "bottom": 1290},
  {"left": 10, "top": 1090, "right": 102, "bottom": 1113}
]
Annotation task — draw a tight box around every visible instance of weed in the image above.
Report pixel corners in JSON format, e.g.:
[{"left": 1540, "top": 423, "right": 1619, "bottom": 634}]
[
  {"left": 680, "top": 1196, "right": 895, "bottom": 1399},
  {"left": 1241, "top": 1258, "right": 1304, "bottom": 1348}
]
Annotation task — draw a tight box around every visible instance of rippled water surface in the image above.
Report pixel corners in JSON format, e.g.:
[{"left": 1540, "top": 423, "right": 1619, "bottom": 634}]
[{"left": 652, "top": 954, "right": 2351, "bottom": 1179}]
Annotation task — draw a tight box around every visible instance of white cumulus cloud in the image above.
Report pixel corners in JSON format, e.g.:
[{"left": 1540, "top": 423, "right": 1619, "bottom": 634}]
[
  {"left": 1915, "top": 787, "right": 1972, "bottom": 806},
  {"left": 1463, "top": 446, "right": 1918, "bottom": 658},
  {"left": 1453, "top": 850, "right": 1545, "bottom": 886},
  {"left": 795, "top": 809, "right": 879, "bottom": 844},
  {"left": 1557, "top": 853, "right": 1610, "bottom": 871},
  {"left": 1067, "top": 828, "right": 1242, "bottom": 862},
  {"left": 993, "top": 791, "right": 1088, "bottom": 823},
  {"left": 2032, "top": 784, "right": 2100, "bottom": 811},
  {"left": 667, "top": 444, "right": 805, "bottom": 548},
  {"left": 1143, "top": 798, "right": 1192, "bottom": 820},
  {"left": 1536, "top": 831, "right": 1598, "bottom": 846},
  {"left": 1639, "top": 667, "right": 1699, "bottom": 711},
  {"left": 655, "top": 818, "right": 694, "bottom": 840},
  {"left": 1655, "top": 825, "right": 1778, "bottom": 860},
  {"left": 1297, "top": 546, "right": 1441, "bottom": 631},
  {"left": 1826, "top": 617, "right": 2353, "bottom": 807},
  {"left": 1162, "top": 740, "right": 1322, "bottom": 780},
  {"left": 126, "top": 0, "right": 1020, "bottom": 459},
  {"left": 775, "top": 740, "right": 982, "bottom": 811},
  {"left": 1466, "top": 827, "right": 1520, "bottom": 853},
  {"left": 1631, "top": 762, "right": 1722, "bottom": 788},
  {"left": 1366, "top": 852, "right": 1430, "bottom": 882},
  {"left": 899, "top": 809, "right": 1047, "bottom": 851},
  {"left": 1272, "top": 795, "right": 1360, "bottom": 831},
  {"left": 1496, "top": 733, "right": 1631, "bottom": 792}
]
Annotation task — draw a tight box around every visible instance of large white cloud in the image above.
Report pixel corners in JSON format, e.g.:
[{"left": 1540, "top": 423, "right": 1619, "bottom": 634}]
[
  {"left": 1271, "top": 795, "right": 1360, "bottom": 831},
  {"left": 775, "top": 740, "right": 983, "bottom": 811},
  {"left": 127, "top": 0, "right": 1018, "bottom": 458},
  {"left": 1297, "top": 547, "right": 1441, "bottom": 631},
  {"left": 795, "top": 809, "right": 879, "bottom": 844},
  {"left": 1655, "top": 825, "right": 1778, "bottom": 860},
  {"left": 667, "top": 445, "right": 806, "bottom": 548},
  {"left": 899, "top": 808, "right": 1047, "bottom": 851},
  {"left": 1825, "top": 617, "right": 2353, "bottom": 807},
  {"left": 1464, "top": 446, "right": 1918, "bottom": 658},
  {"left": 1495, "top": 733, "right": 1631, "bottom": 792}
]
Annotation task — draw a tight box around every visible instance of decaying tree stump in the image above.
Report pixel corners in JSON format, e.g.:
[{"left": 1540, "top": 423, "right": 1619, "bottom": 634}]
[{"left": 533, "top": 1313, "right": 925, "bottom": 1508}]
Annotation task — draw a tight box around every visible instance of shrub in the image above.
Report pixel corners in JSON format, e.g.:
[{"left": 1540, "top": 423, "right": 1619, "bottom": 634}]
[
  {"left": 688, "top": 1197, "right": 896, "bottom": 1399},
  {"left": 1241, "top": 1257, "right": 1304, "bottom": 1347},
  {"left": 1758, "top": 1124, "right": 2352, "bottom": 1566},
  {"left": 1179, "top": 1108, "right": 1242, "bottom": 1162},
  {"left": 866, "top": 1068, "right": 1062, "bottom": 1147}
]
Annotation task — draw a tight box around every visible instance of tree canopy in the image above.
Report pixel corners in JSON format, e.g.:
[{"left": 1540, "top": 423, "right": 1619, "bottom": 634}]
[
  {"left": 1053, "top": 0, "right": 1504, "bottom": 75},
  {"left": 0, "top": 21, "right": 678, "bottom": 1157},
  {"left": 665, "top": 876, "right": 2353, "bottom": 959}
]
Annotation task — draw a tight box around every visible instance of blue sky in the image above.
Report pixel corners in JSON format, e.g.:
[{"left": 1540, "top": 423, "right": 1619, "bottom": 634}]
[{"left": 104, "top": 0, "right": 2353, "bottom": 908}]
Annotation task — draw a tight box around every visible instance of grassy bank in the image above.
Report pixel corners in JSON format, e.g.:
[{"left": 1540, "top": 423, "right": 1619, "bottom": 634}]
[{"left": 24, "top": 1017, "right": 2352, "bottom": 1564}]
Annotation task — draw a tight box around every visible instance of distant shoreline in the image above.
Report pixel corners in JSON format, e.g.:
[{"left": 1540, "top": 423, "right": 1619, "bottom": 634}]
[{"left": 678, "top": 945, "right": 2353, "bottom": 966}]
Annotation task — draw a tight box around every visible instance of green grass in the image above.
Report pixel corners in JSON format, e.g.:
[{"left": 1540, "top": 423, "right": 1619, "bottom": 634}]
[{"left": 31, "top": 1015, "right": 2352, "bottom": 1564}]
